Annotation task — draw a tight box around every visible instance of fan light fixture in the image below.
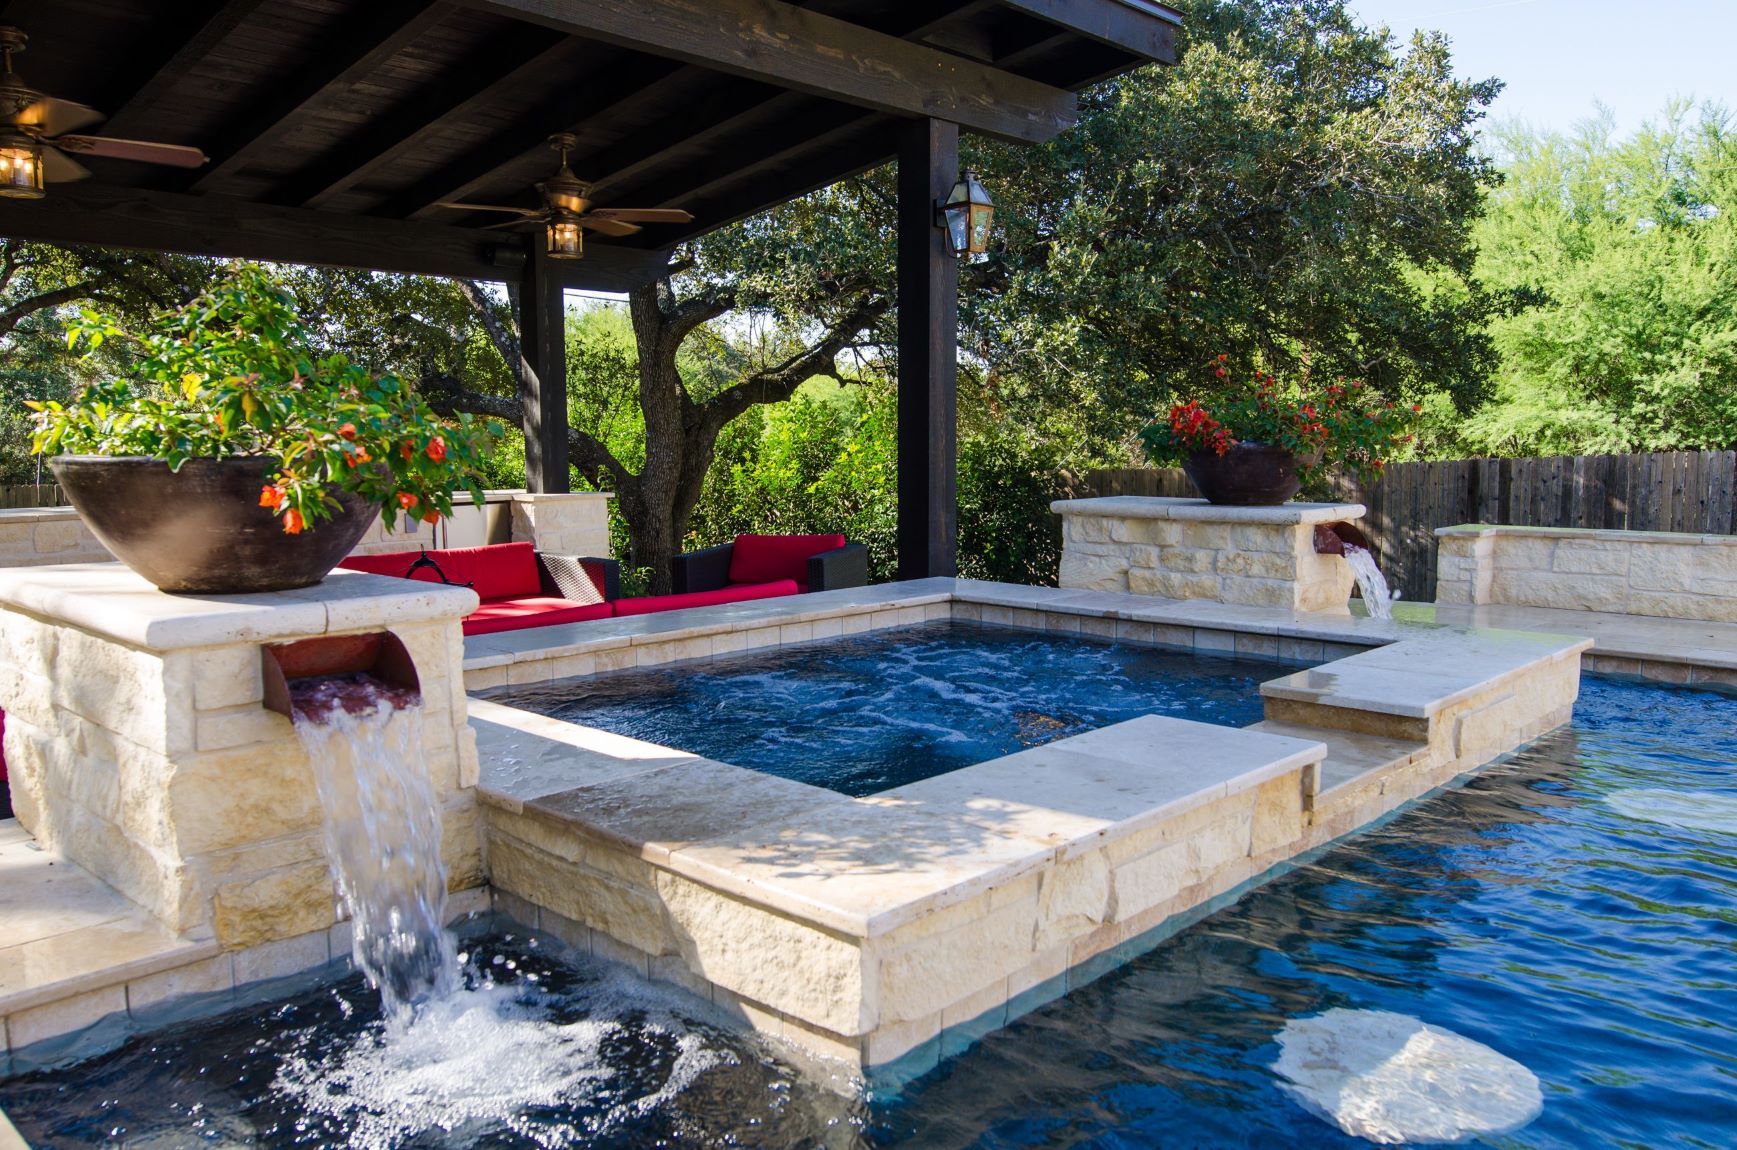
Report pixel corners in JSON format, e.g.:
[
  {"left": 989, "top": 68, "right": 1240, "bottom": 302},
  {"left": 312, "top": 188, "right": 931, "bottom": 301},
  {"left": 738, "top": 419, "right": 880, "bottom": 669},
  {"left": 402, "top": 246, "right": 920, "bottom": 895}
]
[
  {"left": 0, "top": 131, "right": 42, "bottom": 198},
  {"left": 547, "top": 214, "right": 583, "bottom": 259},
  {"left": 938, "top": 170, "right": 994, "bottom": 257}
]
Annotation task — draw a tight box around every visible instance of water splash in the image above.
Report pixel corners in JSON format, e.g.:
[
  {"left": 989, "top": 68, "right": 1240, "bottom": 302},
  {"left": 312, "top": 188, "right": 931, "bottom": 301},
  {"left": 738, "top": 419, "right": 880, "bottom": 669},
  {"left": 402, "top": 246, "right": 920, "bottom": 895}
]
[
  {"left": 291, "top": 675, "right": 455, "bottom": 1019},
  {"left": 1341, "top": 543, "right": 1396, "bottom": 620}
]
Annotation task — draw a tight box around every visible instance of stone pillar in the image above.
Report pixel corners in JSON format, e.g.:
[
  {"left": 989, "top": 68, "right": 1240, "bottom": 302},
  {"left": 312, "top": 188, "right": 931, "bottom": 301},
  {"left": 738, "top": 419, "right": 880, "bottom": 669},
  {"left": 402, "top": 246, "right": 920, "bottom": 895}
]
[
  {"left": 508, "top": 491, "right": 613, "bottom": 557},
  {"left": 1052, "top": 496, "right": 1367, "bottom": 614},
  {"left": 0, "top": 564, "right": 484, "bottom": 949},
  {"left": 1433, "top": 527, "right": 1497, "bottom": 605}
]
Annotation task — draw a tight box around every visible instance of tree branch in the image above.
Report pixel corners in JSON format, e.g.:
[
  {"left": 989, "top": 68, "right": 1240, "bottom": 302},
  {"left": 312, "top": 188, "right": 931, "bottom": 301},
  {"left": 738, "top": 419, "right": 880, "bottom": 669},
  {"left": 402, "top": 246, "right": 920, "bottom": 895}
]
[
  {"left": 700, "top": 293, "right": 890, "bottom": 431},
  {"left": 417, "top": 371, "right": 636, "bottom": 494},
  {"left": 0, "top": 281, "right": 97, "bottom": 340}
]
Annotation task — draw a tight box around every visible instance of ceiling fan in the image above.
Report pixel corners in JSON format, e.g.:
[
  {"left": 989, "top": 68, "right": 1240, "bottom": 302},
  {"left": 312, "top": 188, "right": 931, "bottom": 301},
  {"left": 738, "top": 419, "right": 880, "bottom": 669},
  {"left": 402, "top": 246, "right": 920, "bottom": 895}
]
[
  {"left": 0, "top": 26, "right": 207, "bottom": 200},
  {"left": 436, "top": 133, "right": 693, "bottom": 259}
]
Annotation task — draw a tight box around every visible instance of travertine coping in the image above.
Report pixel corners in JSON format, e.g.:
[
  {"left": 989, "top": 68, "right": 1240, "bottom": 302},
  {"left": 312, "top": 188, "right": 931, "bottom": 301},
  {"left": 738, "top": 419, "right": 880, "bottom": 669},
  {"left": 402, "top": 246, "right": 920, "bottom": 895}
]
[
  {"left": 0, "top": 563, "right": 478, "bottom": 649},
  {"left": 465, "top": 579, "right": 1589, "bottom": 1077},
  {"left": 1049, "top": 496, "right": 1367, "bottom": 524}
]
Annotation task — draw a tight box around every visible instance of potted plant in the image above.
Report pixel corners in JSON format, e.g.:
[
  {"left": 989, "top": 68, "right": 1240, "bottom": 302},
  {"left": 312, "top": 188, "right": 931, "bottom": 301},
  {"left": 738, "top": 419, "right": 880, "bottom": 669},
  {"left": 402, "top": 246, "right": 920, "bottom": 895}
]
[
  {"left": 29, "top": 266, "right": 491, "bottom": 594},
  {"left": 1139, "top": 357, "right": 1416, "bottom": 505}
]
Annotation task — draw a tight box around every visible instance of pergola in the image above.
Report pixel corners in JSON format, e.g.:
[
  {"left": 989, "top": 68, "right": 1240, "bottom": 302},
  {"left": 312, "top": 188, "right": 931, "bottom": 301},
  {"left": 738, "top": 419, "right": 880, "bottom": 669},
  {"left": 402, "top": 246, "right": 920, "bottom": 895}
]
[{"left": 0, "top": 0, "right": 1177, "bottom": 578}]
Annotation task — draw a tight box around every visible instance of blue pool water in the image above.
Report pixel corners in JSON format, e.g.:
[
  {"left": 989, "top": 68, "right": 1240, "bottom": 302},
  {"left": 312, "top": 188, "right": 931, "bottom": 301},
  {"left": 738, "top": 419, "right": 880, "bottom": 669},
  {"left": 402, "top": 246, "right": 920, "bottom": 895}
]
[
  {"left": 3, "top": 676, "right": 1734, "bottom": 1148},
  {"left": 492, "top": 622, "right": 1284, "bottom": 795}
]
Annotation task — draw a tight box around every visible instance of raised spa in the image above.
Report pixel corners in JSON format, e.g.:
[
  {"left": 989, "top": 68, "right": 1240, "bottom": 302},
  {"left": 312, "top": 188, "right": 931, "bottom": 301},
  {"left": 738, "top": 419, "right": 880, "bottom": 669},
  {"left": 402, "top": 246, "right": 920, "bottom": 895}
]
[{"left": 485, "top": 622, "right": 1296, "bottom": 796}]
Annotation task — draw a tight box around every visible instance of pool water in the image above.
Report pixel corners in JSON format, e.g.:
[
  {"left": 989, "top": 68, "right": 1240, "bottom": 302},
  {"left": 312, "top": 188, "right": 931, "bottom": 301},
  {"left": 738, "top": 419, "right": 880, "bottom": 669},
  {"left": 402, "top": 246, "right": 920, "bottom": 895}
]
[
  {"left": 492, "top": 622, "right": 1285, "bottom": 795},
  {"left": 4, "top": 676, "right": 1734, "bottom": 1148}
]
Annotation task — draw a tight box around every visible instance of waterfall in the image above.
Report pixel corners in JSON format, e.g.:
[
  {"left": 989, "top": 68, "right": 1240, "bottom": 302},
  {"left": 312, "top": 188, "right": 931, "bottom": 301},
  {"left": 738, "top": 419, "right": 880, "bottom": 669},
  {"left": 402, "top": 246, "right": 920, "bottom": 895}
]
[
  {"left": 291, "top": 675, "right": 456, "bottom": 1019},
  {"left": 1340, "top": 544, "right": 1396, "bottom": 621}
]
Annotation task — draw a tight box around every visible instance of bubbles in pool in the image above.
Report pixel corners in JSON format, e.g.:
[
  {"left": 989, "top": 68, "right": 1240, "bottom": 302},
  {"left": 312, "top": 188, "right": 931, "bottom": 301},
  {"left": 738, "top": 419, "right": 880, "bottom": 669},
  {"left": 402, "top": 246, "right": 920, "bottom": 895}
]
[
  {"left": 1605, "top": 788, "right": 1737, "bottom": 834},
  {"left": 1272, "top": 1008, "right": 1543, "bottom": 1145},
  {"left": 272, "top": 959, "right": 732, "bottom": 1150}
]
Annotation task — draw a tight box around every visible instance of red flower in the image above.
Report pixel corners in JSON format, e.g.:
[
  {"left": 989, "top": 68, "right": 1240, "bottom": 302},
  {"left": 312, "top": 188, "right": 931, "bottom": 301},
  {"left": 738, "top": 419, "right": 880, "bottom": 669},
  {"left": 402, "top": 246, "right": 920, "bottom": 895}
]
[
  {"left": 1214, "top": 367, "right": 1227, "bottom": 379},
  {"left": 400, "top": 442, "right": 415, "bottom": 461},
  {"left": 421, "top": 509, "right": 441, "bottom": 525},
  {"left": 397, "top": 492, "right": 419, "bottom": 511},
  {"left": 1216, "top": 354, "right": 1229, "bottom": 363},
  {"left": 282, "top": 508, "right": 305, "bottom": 535},
  {"left": 338, "top": 422, "right": 357, "bottom": 441},
  {"left": 258, "top": 484, "right": 285, "bottom": 510},
  {"left": 426, "top": 437, "right": 447, "bottom": 463},
  {"left": 1411, "top": 404, "right": 1422, "bottom": 413}
]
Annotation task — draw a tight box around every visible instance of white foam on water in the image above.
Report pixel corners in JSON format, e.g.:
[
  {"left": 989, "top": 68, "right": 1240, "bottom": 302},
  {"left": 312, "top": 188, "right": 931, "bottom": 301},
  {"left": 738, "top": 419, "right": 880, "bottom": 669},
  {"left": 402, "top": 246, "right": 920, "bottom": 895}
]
[
  {"left": 273, "top": 979, "right": 728, "bottom": 1150},
  {"left": 1606, "top": 788, "right": 1737, "bottom": 834},
  {"left": 1272, "top": 1008, "right": 1542, "bottom": 1145}
]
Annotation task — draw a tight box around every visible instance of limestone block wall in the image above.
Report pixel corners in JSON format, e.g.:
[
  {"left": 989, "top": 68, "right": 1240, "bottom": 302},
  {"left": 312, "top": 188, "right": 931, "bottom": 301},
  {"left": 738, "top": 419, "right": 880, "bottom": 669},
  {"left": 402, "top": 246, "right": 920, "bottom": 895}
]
[
  {"left": 508, "top": 492, "right": 614, "bottom": 557},
  {"left": 1435, "top": 525, "right": 1737, "bottom": 621},
  {"left": 0, "top": 567, "right": 485, "bottom": 949},
  {"left": 0, "top": 508, "right": 113, "bottom": 568},
  {"left": 1053, "top": 496, "right": 1364, "bottom": 614}
]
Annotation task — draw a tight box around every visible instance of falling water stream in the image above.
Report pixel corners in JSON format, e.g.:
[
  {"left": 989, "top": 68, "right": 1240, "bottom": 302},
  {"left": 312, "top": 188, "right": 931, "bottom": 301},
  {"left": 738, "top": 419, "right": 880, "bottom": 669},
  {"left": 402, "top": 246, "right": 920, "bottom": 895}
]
[
  {"left": 290, "top": 675, "right": 455, "bottom": 1018},
  {"left": 1340, "top": 543, "right": 1396, "bottom": 620}
]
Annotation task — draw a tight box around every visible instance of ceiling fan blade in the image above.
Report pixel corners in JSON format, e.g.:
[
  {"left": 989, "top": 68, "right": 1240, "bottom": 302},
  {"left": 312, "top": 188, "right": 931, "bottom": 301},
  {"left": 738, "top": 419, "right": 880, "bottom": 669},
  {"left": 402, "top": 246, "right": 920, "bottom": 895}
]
[
  {"left": 586, "top": 208, "right": 695, "bottom": 225},
  {"left": 578, "top": 215, "right": 641, "bottom": 238},
  {"left": 433, "top": 201, "right": 543, "bottom": 216},
  {"left": 40, "top": 146, "right": 91, "bottom": 184},
  {"left": 51, "top": 135, "right": 207, "bottom": 168},
  {"left": 16, "top": 96, "right": 103, "bottom": 137}
]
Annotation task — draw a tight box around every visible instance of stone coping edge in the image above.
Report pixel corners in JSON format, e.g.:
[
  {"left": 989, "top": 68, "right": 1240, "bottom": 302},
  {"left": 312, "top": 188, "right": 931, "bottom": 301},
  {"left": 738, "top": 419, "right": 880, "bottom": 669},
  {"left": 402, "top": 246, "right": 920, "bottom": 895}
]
[
  {"left": 0, "top": 565, "right": 477, "bottom": 651},
  {"left": 1435, "top": 522, "right": 1737, "bottom": 547},
  {"left": 1049, "top": 496, "right": 1366, "bottom": 525}
]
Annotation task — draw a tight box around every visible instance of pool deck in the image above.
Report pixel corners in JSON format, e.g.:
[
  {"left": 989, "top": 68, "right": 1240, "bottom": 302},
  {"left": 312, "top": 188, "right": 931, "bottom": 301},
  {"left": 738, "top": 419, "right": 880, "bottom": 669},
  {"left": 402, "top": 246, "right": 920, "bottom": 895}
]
[{"left": 463, "top": 578, "right": 1595, "bottom": 1079}]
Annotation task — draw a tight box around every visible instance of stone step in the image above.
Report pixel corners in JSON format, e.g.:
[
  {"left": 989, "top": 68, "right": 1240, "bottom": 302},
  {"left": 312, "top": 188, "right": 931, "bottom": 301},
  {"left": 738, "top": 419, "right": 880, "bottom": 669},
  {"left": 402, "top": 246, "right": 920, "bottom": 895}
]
[{"left": 1245, "top": 721, "right": 1430, "bottom": 812}]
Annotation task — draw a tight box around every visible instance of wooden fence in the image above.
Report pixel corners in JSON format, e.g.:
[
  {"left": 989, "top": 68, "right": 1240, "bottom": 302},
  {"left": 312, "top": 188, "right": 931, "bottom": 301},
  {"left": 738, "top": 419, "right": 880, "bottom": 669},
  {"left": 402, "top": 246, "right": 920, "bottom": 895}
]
[
  {"left": 0, "top": 484, "right": 71, "bottom": 509},
  {"left": 1085, "top": 450, "right": 1737, "bottom": 604}
]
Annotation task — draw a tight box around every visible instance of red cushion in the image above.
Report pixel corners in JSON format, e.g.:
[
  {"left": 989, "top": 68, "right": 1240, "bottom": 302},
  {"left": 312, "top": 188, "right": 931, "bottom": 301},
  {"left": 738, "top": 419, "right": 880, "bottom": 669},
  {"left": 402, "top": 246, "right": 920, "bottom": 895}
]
[
  {"left": 727, "top": 534, "right": 847, "bottom": 585},
  {"left": 339, "top": 543, "right": 541, "bottom": 601},
  {"left": 461, "top": 597, "right": 614, "bottom": 636},
  {"left": 612, "top": 579, "right": 799, "bottom": 617}
]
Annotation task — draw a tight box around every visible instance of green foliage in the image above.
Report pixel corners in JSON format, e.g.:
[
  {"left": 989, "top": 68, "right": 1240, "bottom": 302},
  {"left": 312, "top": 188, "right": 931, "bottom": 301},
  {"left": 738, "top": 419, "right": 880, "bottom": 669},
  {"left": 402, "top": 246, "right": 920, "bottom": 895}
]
[
  {"left": 1451, "top": 103, "right": 1737, "bottom": 454},
  {"left": 30, "top": 267, "right": 490, "bottom": 534},
  {"left": 957, "top": 428, "right": 1068, "bottom": 584}
]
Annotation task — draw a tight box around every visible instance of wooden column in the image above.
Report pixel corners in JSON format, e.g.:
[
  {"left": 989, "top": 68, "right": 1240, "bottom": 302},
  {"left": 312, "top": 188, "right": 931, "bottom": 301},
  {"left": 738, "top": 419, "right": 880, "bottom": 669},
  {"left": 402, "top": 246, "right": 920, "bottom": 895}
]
[
  {"left": 518, "top": 242, "right": 571, "bottom": 493},
  {"left": 896, "top": 118, "right": 960, "bottom": 580}
]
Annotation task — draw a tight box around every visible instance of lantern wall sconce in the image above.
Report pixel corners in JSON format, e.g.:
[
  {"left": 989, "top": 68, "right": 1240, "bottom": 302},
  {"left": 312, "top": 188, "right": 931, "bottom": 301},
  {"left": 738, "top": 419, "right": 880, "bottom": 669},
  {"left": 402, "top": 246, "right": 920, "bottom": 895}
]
[
  {"left": 0, "top": 132, "right": 43, "bottom": 199},
  {"left": 937, "top": 169, "right": 994, "bottom": 257}
]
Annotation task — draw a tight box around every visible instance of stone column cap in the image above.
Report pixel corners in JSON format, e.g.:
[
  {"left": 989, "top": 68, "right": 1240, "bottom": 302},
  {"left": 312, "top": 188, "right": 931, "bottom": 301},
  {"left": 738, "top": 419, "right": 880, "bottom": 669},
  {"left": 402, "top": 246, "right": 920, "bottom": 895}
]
[
  {"left": 0, "top": 563, "right": 478, "bottom": 652},
  {"left": 1049, "top": 496, "right": 1366, "bottom": 525},
  {"left": 508, "top": 491, "right": 614, "bottom": 502},
  {"left": 1435, "top": 522, "right": 1737, "bottom": 546}
]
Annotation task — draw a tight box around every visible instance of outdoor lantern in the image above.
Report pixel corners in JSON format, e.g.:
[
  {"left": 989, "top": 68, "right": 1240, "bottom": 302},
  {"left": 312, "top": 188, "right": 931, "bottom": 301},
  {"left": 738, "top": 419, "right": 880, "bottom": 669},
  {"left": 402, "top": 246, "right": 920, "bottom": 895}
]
[
  {"left": 938, "top": 169, "right": 994, "bottom": 257},
  {"left": 546, "top": 213, "right": 583, "bottom": 260},
  {"left": 0, "top": 133, "right": 43, "bottom": 199}
]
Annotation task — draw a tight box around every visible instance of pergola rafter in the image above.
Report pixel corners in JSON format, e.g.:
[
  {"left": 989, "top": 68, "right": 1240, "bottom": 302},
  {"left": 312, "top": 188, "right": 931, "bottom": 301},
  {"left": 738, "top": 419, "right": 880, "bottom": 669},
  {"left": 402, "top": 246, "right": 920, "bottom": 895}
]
[{"left": 0, "top": 0, "right": 1178, "bottom": 575}]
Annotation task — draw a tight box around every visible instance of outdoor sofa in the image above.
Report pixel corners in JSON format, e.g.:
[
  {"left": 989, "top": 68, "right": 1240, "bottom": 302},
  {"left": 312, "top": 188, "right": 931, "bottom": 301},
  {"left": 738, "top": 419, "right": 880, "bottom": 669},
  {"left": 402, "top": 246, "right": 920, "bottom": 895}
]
[{"left": 337, "top": 534, "right": 866, "bottom": 636}]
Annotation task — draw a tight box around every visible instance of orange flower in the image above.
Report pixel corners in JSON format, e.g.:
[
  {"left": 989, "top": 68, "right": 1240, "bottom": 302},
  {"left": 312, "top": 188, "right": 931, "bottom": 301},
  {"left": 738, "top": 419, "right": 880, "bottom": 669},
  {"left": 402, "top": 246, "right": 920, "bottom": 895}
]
[
  {"left": 345, "top": 448, "right": 371, "bottom": 468},
  {"left": 426, "top": 436, "right": 447, "bottom": 463},
  {"left": 258, "top": 484, "right": 285, "bottom": 510},
  {"left": 338, "top": 422, "right": 357, "bottom": 441},
  {"left": 1216, "top": 354, "right": 1229, "bottom": 363},
  {"left": 397, "top": 492, "right": 419, "bottom": 510},
  {"left": 420, "top": 509, "right": 441, "bottom": 525},
  {"left": 282, "top": 508, "right": 305, "bottom": 535},
  {"left": 400, "top": 441, "right": 415, "bottom": 460}
]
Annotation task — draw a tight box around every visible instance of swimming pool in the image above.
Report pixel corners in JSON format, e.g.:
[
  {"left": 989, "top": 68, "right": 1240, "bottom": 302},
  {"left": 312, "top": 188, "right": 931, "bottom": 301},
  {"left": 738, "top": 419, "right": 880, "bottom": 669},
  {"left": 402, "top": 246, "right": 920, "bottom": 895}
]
[
  {"left": 4, "top": 674, "right": 1731, "bottom": 1147},
  {"left": 489, "top": 622, "right": 1288, "bottom": 795}
]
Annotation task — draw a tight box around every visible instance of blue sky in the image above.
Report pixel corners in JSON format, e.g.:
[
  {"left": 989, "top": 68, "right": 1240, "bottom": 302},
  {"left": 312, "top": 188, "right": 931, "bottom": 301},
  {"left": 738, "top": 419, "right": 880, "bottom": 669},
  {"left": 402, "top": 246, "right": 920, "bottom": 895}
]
[{"left": 1346, "top": 1, "right": 1737, "bottom": 137}]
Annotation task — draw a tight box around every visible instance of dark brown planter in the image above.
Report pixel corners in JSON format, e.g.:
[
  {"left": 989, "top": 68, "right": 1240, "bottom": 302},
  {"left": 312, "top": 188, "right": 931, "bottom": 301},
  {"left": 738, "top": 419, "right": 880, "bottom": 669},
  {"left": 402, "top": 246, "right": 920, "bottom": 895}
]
[
  {"left": 1183, "top": 442, "right": 1307, "bottom": 506},
  {"left": 49, "top": 455, "right": 376, "bottom": 594}
]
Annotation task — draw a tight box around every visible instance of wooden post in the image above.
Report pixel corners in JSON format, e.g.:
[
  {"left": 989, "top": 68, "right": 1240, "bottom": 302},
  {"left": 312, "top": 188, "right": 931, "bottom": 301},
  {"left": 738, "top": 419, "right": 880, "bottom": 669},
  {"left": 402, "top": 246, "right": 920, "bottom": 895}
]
[
  {"left": 896, "top": 118, "right": 960, "bottom": 580},
  {"left": 518, "top": 242, "right": 571, "bottom": 493}
]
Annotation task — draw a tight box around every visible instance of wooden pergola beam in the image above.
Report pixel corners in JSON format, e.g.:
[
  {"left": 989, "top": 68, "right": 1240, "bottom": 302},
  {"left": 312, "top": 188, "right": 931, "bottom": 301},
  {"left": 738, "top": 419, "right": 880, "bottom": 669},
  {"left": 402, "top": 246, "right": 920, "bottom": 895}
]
[
  {"left": 184, "top": 1, "right": 458, "bottom": 194},
  {"left": 456, "top": 0, "right": 1079, "bottom": 144},
  {"left": 994, "top": 0, "right": 1180, "bottom": 63},
  {"left": 0, "top": 182, "right": 666, "bottom": 291},
  {"left": 269, "top": 26, "right": 580, "bottom": 209},
  {"left": 95, "top": 0, "right": 273, "bottom": 140}
]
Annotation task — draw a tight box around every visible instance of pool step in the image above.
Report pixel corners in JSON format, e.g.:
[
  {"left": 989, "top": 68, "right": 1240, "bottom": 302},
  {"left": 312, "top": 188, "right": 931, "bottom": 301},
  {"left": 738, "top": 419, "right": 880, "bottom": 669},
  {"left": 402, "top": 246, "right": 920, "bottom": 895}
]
[{"left": 1245, "top": 720, "right": 1431, "bottom": 819}]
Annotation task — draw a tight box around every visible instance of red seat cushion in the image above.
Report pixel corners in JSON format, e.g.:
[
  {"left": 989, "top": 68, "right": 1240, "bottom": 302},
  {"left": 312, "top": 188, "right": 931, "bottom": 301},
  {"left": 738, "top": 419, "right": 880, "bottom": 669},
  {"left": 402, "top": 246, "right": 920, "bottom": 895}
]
[
  {"left": 461, "top": 597, "right": 614, "bottom": 636},
  {"left": 727, "top": 534, "right": 847, "bottom": 585},
  {"left": 612, "top": 579, "right": 799, "bottom": 617},
  {"left": 340, "top": 542, "right": 541, "bottom": 601}
]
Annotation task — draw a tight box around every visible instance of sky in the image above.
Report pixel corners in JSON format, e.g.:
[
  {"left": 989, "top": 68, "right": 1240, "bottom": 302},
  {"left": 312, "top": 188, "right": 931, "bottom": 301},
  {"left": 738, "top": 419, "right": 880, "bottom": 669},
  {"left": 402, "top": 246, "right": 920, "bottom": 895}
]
[{"left": 1345, "top": 0, "right": 1737, "bottom": 138}]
